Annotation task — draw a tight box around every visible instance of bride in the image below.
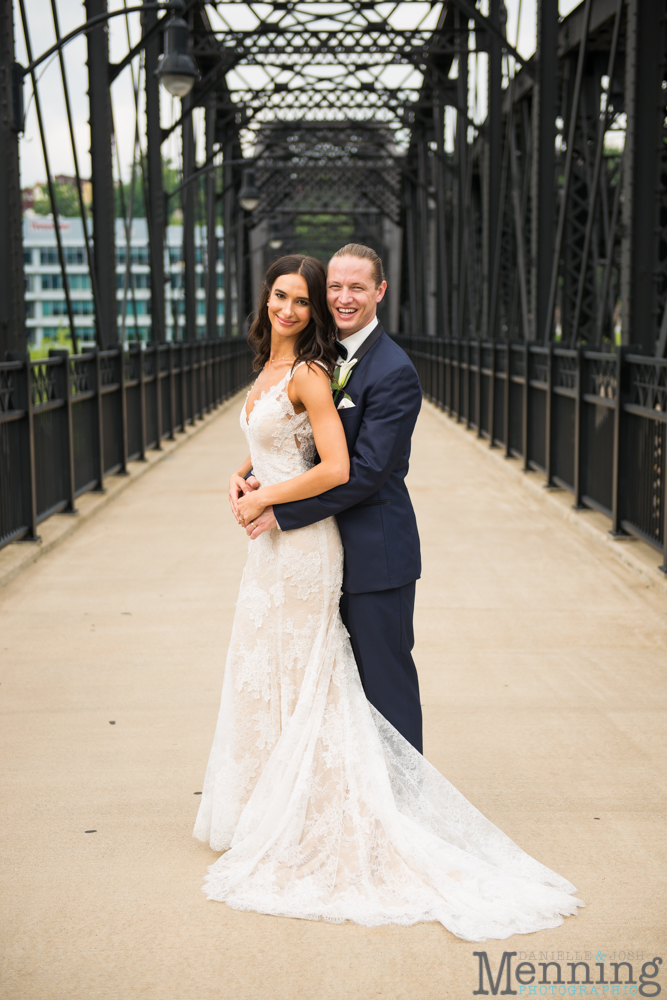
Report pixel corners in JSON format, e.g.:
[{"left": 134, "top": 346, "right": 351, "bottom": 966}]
[{"left": 193, "top": 253, "right": 583, "bottom": 941}]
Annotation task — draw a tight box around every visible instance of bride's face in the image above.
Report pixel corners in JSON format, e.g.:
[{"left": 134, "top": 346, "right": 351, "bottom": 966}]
[{"left": 267, "top": 273, "right": 311, "bottom": 343}]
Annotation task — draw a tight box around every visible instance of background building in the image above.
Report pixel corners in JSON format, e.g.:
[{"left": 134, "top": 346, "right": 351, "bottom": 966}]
[{"left": 23, "top": 216, "right": 224, "bottom": 348}]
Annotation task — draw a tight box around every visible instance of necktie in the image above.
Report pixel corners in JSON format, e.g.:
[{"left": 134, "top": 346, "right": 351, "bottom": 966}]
[{"left": 335, "top": 341, "right": 348, "bottom": 360}]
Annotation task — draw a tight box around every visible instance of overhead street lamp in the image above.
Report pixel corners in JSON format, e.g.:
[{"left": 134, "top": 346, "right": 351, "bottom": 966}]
[
  {"left": 155, "top": 6, "right": 199, "bottom": 98},
  {"left": 268, "top": 219, "right": 284, "bottom": 250},
  {"left": 238, "top": 168, "right": 261, "bottom": 212}
]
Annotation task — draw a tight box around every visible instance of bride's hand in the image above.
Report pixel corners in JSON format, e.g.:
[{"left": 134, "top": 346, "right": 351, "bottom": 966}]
[
  {"left": 237, "top": 489, "right": 267, "bottom": 528},
  {"left": 229, "top": 472, "right": 257, "bottom": 518}
]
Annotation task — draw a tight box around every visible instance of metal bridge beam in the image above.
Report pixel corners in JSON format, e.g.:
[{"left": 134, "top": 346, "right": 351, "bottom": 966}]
[
  {"left": 86, "top": 0, "right": 117, "bottom": 348},
  {"left": 205, "top": 101, "right": 218, "bottom": 341},
  {"left": 181, "top": 95, "right": 197, "bottom": 343},
  {"left": 0, "top": 0, "right": 24, "bottom": 358},
  {"left": 143, "top": 0, "right": 166, "bottom": 344},
  {"left": 621, "top": 0, "right": 666, "bottom": 354},
  {"left": 484, "top": 0, "right": 503, "bottom": 340},
  {"left": 531, "top": 0, "right": 558, "bottom": 343},
  {"left": 223, "top": 142, "right": 235, "bottom": 340}
]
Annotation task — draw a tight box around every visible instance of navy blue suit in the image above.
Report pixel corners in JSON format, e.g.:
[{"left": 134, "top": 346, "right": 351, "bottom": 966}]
[{"left": 274, "top": 326, "right": 424, "bottom": 752}]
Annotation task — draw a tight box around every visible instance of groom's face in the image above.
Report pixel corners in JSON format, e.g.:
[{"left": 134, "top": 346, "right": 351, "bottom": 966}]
[{"left": 326, "top": 257, "right": 387, "bottom": 337}]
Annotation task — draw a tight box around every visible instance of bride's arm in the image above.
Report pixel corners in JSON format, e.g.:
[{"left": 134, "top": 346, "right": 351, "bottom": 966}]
[{"left": 236, "top": 365, "right": 348, "bottom": 525}]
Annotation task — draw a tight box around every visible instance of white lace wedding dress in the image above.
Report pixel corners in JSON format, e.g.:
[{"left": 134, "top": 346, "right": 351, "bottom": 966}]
[{"left": 193, "top": 365, "right": 584, "bottom": 941}]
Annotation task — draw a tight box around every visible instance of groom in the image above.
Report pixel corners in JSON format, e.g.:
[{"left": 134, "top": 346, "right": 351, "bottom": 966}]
[{"left": 246, "top": 244, "right": 424, "bottom": 753}]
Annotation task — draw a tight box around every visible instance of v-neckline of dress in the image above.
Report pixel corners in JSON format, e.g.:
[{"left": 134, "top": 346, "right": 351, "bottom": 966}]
[{"left": 244, "top": 368, "right": 293, "bottom": 425}]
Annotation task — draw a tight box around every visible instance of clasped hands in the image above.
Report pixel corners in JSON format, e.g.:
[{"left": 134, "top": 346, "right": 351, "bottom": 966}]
[{"left": 229, "top": 473, "right": 277, "bottom": 540}]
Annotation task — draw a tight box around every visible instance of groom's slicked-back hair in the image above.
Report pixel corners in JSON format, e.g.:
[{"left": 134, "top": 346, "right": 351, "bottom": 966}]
[{"left": 330, "top": 244, "right": 386, "bottom": 288}]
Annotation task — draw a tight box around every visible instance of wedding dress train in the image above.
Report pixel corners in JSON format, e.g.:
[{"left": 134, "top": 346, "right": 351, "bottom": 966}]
[{"left": 193, "top": 365, "right": 583, "bottom": 941}]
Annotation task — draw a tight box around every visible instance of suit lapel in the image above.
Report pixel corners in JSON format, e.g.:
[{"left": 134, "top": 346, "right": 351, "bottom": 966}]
[
  {"left": 334, "top": 324, "right": 384, "bottom": 409},
  {"left": 342, "top": 324, "right": 384, "bottom": 397},
  {"left": 348, "top": 322, "right": 383, "bottom": 366}
]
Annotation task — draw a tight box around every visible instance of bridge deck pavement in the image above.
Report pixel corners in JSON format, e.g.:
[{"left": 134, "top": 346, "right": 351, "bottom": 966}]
[{"left": 1, "top": 394, "right": 665, "bottom": 1000}]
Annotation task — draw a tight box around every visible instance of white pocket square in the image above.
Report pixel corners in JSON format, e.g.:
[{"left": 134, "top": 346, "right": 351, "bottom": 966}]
[{"left": 338, "top": 398, "right": 355, "bottom": 409}]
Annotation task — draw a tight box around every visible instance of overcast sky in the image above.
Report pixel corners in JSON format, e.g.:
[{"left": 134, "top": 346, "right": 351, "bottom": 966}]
[{"left": 15, "top": 0, "right": 581, "bottom": 190}]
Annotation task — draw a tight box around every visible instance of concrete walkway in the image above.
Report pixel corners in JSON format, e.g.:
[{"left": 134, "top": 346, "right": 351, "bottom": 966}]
[{"left": 1, "top": 395, "right": 665, "bottom": 1000}]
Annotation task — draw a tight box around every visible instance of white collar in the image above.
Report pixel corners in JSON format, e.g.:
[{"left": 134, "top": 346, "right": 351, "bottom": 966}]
[{"left": 337, "top": 316, "right": 378, "bottom": 362}]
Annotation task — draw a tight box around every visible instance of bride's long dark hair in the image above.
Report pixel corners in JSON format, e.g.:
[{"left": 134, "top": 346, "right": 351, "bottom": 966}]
[{"left": 247, "top": 254, "right": 338, "bottom": 376}]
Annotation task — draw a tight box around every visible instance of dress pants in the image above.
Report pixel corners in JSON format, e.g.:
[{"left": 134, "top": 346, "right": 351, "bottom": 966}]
[{"left": 339, "top": 581, "right": 423, "bottom": 754}]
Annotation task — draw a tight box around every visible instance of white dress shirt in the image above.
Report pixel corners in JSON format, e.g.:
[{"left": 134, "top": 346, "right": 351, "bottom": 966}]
[{"left": 337, "top": 316, "right": 378, "bottom": 363}]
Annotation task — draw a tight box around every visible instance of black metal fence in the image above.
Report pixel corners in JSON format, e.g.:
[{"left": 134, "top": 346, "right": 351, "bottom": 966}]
[
  {"left": 396, "top": 336, "right": 667, "bottom": 575},
  {"left": 0, "top": 339, "right": 253, "bottom": 550}
]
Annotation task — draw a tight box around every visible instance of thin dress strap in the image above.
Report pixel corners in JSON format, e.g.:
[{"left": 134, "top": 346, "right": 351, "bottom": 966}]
[{"left": 288, "top": 359, "right": 329, "bottom": 380}]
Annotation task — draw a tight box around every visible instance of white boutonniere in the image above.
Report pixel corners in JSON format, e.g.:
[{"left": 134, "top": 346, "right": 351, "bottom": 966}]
[{"left": 331, "top": 357, "right": 358, "bottom": 409}]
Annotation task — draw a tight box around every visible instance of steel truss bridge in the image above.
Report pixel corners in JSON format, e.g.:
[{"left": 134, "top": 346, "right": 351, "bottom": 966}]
[{"left": 0, "top": 0, "right": 666, "bottom": 573}]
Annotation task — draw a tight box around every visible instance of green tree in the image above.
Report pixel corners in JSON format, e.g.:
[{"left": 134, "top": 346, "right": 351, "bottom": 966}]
[
  {"left": 33, "top": 158, "right": 209, "bottom": 225},
  {"left": 162, "top": 157, "right": 181, "bottom": 192},
  {"left": 114, "top": 173, "right": 146, "bottom": 218},
  {"left": 113, "top": 157, "right": 186, "bottom": 223},
  {"left": 33, "top": 182, "right": 82, "bottom": 217}
]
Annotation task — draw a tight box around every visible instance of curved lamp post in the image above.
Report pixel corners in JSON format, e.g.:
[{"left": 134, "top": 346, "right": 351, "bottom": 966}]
[{"left": 19, "top": 2, "right": 187, "bottom": 78}]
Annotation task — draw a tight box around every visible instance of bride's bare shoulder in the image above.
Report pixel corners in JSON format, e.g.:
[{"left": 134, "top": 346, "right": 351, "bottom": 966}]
[
  {"left": 294, "top": 359, "right": 331, "bottom": 376},
  {"left": 289, "top": 361, "right": 333, "bottom": 410},
  {"left": 291, "top": 361, "right": 331, "bottom": 389}
]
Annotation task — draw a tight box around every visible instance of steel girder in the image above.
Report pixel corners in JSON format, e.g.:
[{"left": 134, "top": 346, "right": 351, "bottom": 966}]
[
  {"left": 5, "top": 0, "right": 665, "bottom": 355},
  {"left": 85, "top": 0, "right": 118, "bottom": 348},
  {"left": 186, "top": 1, "right": 462, "bottom": 331},
  {"left": 490, "top": 0, "right": 667, "bottom": 355},
  {"left": 0, "top": 0, "right": 24, "bottom": 358},
  {"left": 188, "top": 1, "right": 558, "bottom": 337},
  {"left": 0, "top": 0, "right": 533, "bottom": 350}
]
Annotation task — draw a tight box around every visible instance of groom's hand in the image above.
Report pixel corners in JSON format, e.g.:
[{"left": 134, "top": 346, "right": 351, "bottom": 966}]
[{"left": 246, "top": 506, "right": 277, "bottom": 539}]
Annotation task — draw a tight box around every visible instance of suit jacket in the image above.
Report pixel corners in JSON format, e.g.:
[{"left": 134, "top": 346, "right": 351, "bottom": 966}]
[{"left": 274, "top": 325, "right": 422, "bottom": 594}]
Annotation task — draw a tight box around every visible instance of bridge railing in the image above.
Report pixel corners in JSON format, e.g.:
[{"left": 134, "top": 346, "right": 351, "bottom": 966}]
[
  {"left": 0, "top": 339, "right": 253, "bottom": 551},
  {"left": 396, "top": 336, "right": 667, "bottom": 575}
]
